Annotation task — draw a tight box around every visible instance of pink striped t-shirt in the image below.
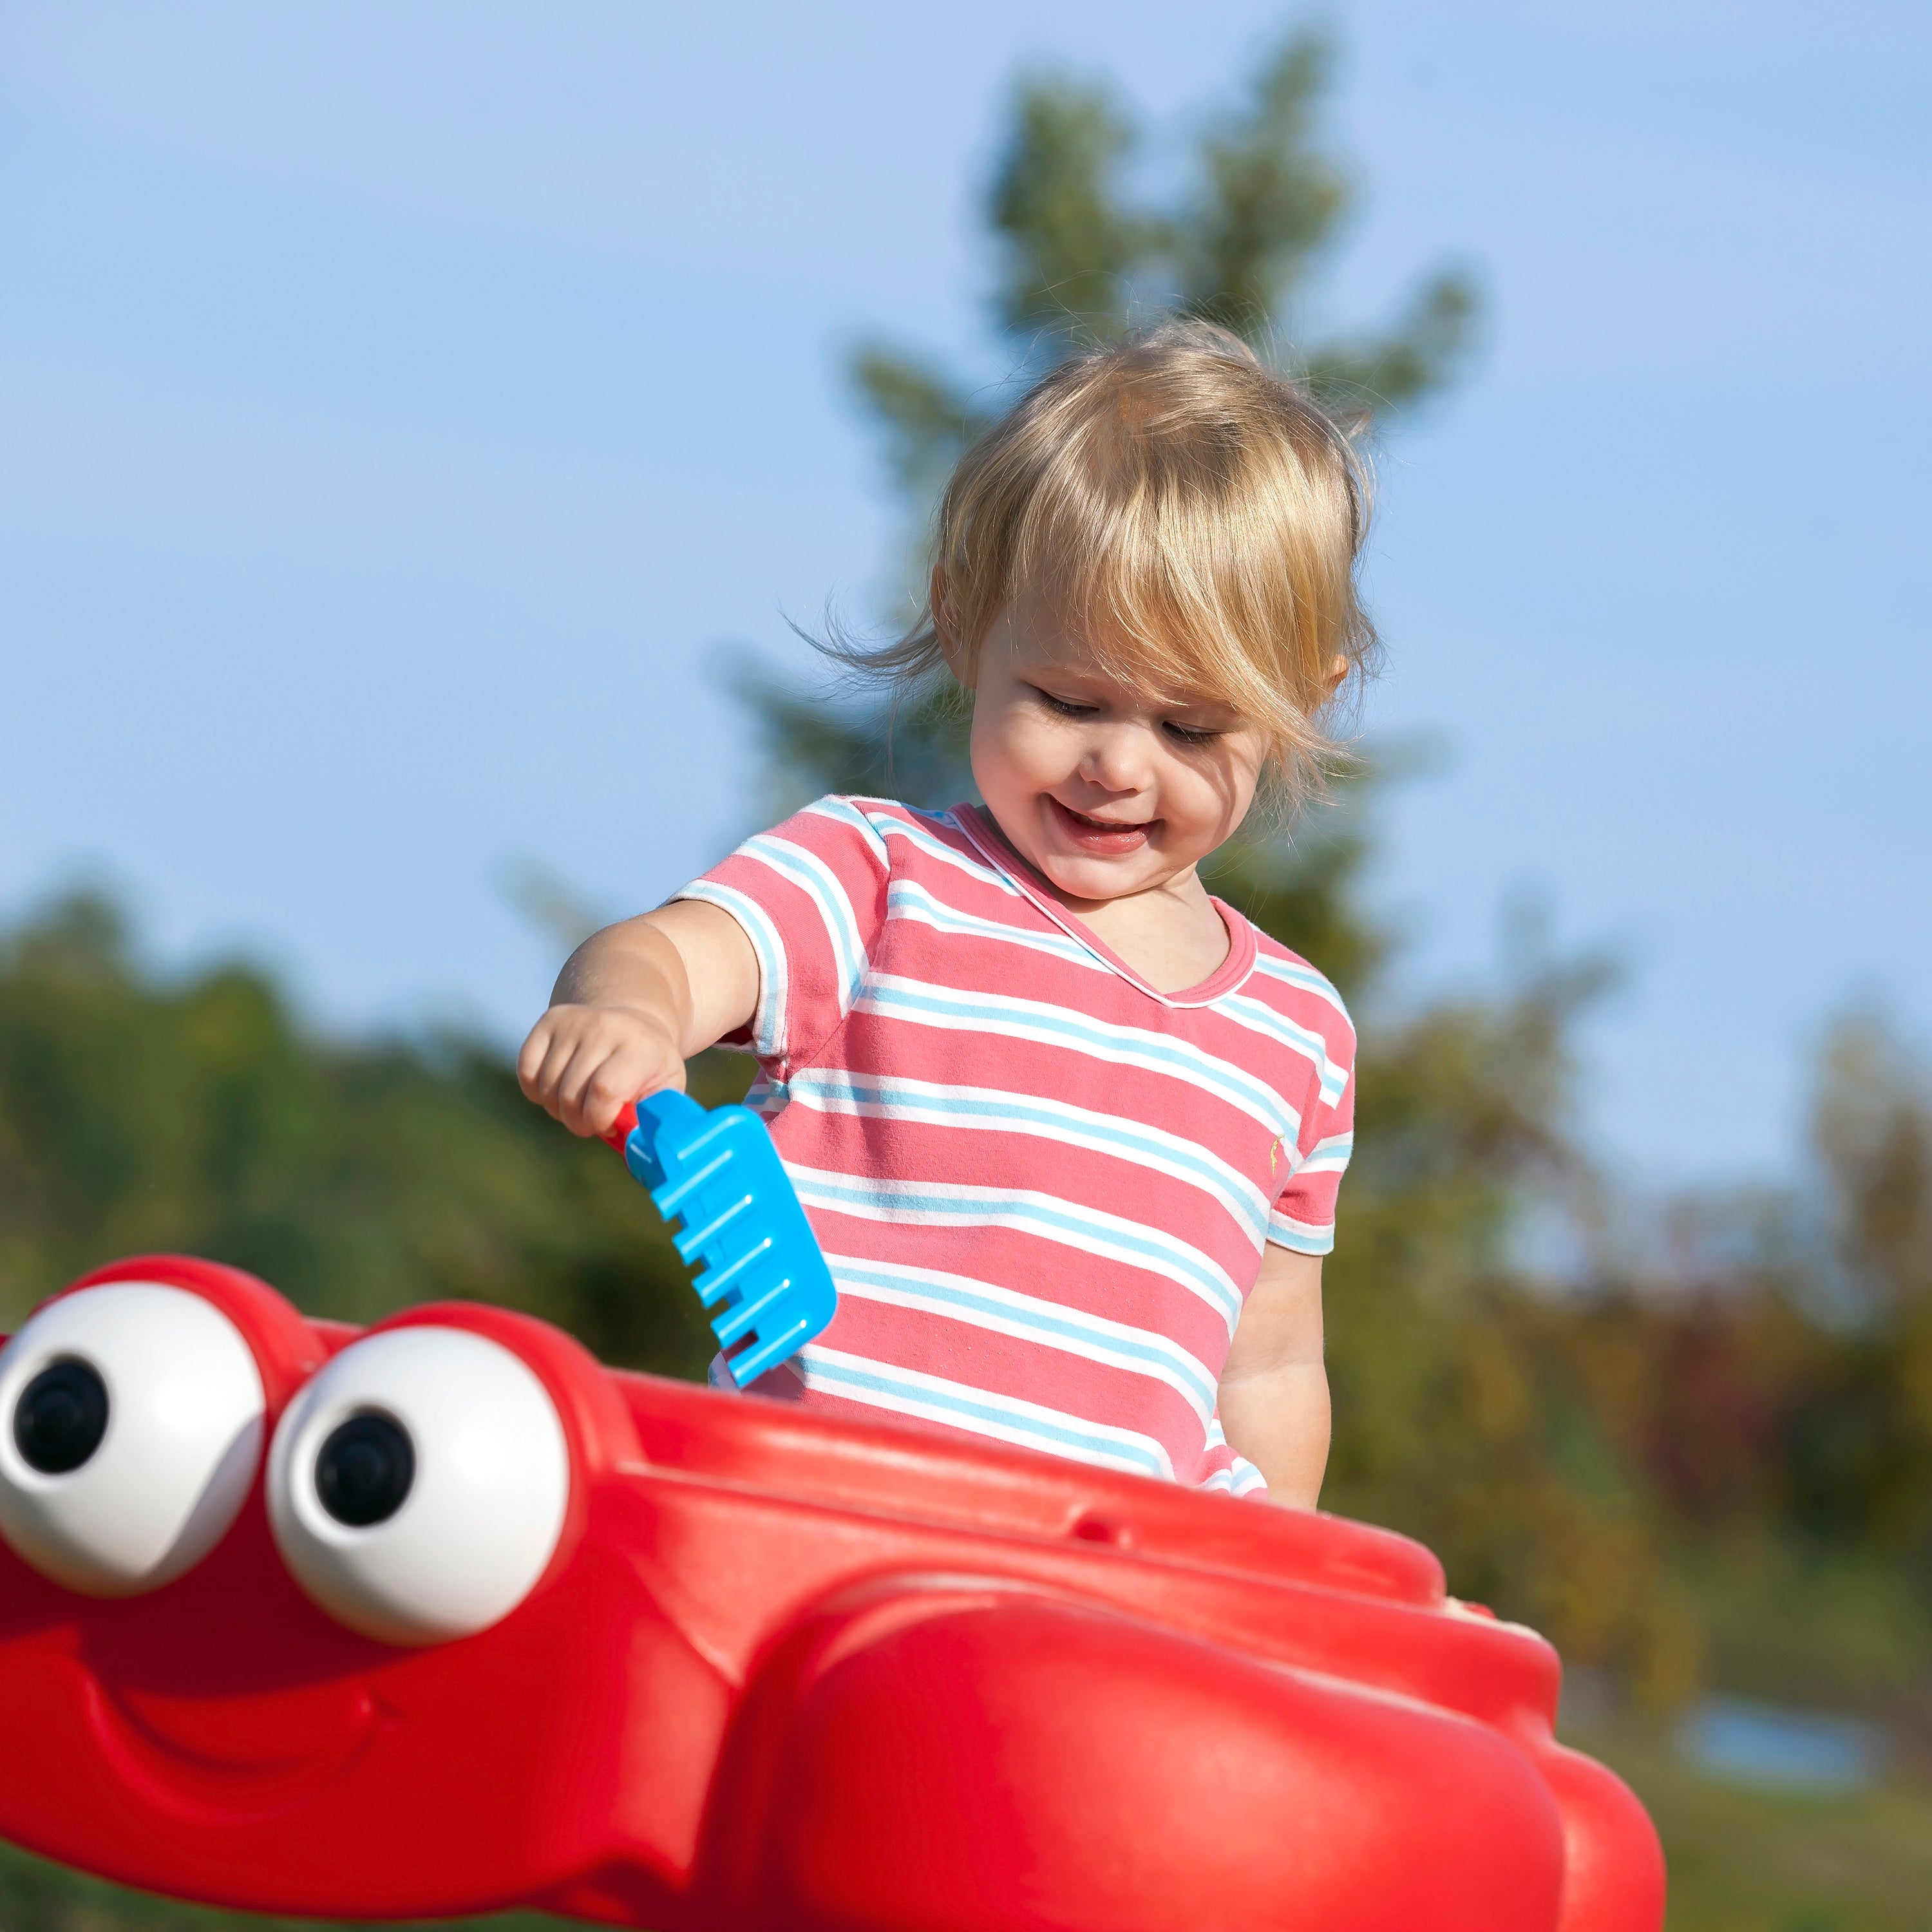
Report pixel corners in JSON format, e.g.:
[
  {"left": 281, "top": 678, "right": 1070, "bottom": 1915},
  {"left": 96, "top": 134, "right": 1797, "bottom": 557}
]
[{"left": 677, "top": 796, "right": 1356, "bottom": 1497}]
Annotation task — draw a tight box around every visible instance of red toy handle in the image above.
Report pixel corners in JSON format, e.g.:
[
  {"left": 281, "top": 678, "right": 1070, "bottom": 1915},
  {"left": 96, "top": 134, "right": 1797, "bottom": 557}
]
[{"left": 600, "top": 1101, "right": 639, "bottom": 1153}]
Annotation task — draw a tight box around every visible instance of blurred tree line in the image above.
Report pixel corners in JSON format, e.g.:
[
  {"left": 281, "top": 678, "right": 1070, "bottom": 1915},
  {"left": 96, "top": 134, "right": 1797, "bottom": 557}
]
[{"left": 3, "top": 26, "right": 1929, "bottom": 1763}]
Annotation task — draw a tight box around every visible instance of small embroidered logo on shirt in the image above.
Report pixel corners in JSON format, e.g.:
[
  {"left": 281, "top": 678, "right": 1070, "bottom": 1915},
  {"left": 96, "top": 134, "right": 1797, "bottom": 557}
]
[{"left": 1269, "top": 1135, "right": 1286, "bottom": 1176}]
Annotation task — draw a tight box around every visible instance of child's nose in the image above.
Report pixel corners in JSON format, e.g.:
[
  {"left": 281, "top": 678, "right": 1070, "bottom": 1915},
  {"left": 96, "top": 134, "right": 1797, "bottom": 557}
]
[{"left": 1080, "top": 723, "right": 1155, "bottom": 793}]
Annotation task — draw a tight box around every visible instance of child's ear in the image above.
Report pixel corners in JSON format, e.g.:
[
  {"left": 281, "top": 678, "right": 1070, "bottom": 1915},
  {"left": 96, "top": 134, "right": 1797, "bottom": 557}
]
[
  {"left": 1323, "top": 653, "right": 1350, "bottom": 698},
  {"left": 933, "top": 568, "right": 976, "bottom": 690}
]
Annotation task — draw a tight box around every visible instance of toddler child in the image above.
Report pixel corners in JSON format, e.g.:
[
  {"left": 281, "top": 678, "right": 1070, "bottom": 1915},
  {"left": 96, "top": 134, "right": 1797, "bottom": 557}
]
[{"left": 518, "top": 321, "right": 1368, "bottom": 1506}]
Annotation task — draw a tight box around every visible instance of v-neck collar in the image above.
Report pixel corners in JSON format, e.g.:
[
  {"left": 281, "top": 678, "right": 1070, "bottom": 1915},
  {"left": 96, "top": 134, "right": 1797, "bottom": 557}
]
[{"left": 954, "top": 804, "right": 1257, "bottom": 1009}]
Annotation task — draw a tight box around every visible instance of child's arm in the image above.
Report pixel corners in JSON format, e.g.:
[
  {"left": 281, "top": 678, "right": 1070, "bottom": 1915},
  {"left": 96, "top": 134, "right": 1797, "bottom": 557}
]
[
  {"left": 1217, "top": 1247, "right": 1330, "bottom": 1508},
  {"left": 516, "top": 901, "right": 761, "bottom": 1138}
]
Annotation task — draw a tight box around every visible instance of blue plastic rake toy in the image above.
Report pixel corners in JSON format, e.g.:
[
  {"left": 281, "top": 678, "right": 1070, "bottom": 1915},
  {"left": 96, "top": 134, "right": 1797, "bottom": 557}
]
[{"left": 609, "top": 1090, "right": 838, "bottom": 1387}]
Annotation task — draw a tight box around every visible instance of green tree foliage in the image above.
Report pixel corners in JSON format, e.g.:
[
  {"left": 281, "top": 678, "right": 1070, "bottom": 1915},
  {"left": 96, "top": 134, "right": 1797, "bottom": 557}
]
[
  {"left": 851, "top": 28, "right": 1475, "bottom": 545},
  {"left": 0, "top": 893, "right": 726, "bottom": 1379}
]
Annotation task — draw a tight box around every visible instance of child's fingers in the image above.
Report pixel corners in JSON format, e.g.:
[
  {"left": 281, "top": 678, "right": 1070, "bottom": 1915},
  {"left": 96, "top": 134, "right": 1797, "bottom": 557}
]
[
  {"left": 515, "top": 1018, "right": 562, "bottom": 1102},
  {"left": 558, "top": 1035, "right": 678, "bottom": 1137},
  {"left": 574, "top": 1049, "right": 657, "bottom": 1137},
  {"left": 516, "top": 1009, "right": 682, "bottom": 1133},
  {"left": 523, "top": 1021, "right": 591, "bottom": 1119},
  {"left": 551, "top": 1033, "right": 623, "bottom": 1134}
]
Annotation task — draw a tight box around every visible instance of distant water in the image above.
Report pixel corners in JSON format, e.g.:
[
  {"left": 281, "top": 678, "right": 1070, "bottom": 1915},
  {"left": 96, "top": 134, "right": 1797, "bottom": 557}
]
[{"left": 1677, "top": 1696, "right": 1883, "bottom": 1790}]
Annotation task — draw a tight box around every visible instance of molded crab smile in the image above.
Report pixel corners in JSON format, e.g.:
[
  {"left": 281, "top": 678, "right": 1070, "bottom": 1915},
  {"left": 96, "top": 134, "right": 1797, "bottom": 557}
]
[{"left": 80, "top": 1662, "right": 383, "bottom": 1812}]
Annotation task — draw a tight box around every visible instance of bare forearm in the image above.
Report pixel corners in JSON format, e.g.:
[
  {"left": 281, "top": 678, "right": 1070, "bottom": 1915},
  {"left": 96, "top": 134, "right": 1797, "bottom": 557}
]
[
  {"left": 1217, "top": 1361, "right": 1330, "bottom": 1508},
  {"left": 1218, "top": 1247, "right": 1329, "bottom": 1508},
  {"left": 552, "top": 918, "right": 703, "bottom": 1055}
]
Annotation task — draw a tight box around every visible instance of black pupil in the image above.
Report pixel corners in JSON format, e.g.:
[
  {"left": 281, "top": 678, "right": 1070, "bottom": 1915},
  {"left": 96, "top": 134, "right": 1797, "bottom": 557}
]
[
  {"left": 14, "top": 1359, "right": 109, "bottom": 1474},
  {"left": 315, "top": 1413, "right": 415, "bottom": 1527}
]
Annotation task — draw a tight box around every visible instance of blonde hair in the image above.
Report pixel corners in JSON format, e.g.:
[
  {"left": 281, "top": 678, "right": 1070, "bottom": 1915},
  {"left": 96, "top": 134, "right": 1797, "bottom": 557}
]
[{"left": 849, "top": 319, "right": 1376, "bottom": 810}]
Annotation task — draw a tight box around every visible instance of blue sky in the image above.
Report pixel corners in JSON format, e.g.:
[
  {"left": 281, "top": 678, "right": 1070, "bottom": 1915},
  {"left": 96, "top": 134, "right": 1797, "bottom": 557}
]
[{"left": 2, "top": 1, "right": 1927, "bottom": 1190}]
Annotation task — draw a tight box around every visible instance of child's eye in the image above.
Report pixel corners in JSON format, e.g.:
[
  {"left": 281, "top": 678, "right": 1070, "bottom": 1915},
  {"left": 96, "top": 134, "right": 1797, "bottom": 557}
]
[
  {"left": 1032, "top": 688, "right": 1098, "bottom": 719},
  {"left": 1162, "top": 720, "right": 1226, "bottom": 746}
]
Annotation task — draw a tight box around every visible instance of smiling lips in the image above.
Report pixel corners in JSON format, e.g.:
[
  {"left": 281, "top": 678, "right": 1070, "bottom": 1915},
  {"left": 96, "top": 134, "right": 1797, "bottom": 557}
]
[{"left": 1048, "top": 797, "right": 1156, "bottom": 855}]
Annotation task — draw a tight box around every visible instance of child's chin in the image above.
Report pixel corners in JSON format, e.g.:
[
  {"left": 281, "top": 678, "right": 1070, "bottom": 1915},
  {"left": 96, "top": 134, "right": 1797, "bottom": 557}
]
[{"left": 1042, "top": 852, "right": 1146, "bottom": 900}]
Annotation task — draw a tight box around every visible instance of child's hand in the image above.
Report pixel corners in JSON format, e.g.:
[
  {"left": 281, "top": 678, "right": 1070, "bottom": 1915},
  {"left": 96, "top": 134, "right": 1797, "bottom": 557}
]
[
  {"left": 518, "top": 900, "right": 759, "bottom": 1138},
  {"left": 516, "top": 1003, "right": 685, "bottom": 1139}
]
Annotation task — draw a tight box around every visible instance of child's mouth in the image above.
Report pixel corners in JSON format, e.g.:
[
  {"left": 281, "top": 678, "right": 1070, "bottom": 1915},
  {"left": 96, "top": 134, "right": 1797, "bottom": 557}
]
[{"left": 1047, "top": 797, "right": 1155, "bottom": 855}]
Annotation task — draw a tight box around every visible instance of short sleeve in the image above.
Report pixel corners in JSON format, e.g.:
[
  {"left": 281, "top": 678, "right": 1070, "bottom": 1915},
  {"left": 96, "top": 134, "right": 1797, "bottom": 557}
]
[
  {"left": 674, "top": 796, "right": 891, "bottom": 1079},
  {"left": 1266, "top": 1011, "right": 1356, "bottom": 1257}
]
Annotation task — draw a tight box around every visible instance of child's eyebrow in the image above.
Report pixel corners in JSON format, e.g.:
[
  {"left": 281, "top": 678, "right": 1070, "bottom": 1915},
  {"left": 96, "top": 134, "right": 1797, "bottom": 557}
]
[
  {"left": 1023, "top": 664, "right": 1117, "bottom": 694},
  {"left": 1146, "top": 690, "right": 1243, "bottom": 721}
]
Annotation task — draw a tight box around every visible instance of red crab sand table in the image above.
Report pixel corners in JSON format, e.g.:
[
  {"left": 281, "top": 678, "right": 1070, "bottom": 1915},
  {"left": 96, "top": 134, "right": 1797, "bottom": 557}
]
[{"left": 0, "top": 1256, "right": 1664, "bottom": 1931}]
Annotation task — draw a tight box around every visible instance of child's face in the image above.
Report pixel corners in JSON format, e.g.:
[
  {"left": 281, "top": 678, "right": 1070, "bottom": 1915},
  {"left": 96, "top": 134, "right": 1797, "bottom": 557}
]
[{"left": 962, "top": 600, "right": 1268, "bottom": 905}]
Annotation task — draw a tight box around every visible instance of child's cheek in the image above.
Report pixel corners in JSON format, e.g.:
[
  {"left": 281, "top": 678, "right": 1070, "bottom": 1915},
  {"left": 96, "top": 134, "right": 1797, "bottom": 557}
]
[
  {"left": 968, "top": 712, "right": 1031, "bottom": 836},
  {"left": 980, "top": 702, "right": 1055, "bottom": 792},
  {"left": 1160, "top": 766, "right": 1231, "bottom": 857}
]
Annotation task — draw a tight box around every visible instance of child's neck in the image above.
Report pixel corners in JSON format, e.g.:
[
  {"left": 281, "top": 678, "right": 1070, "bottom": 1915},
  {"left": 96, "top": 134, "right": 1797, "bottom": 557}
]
[
  {"left": 1063, "top": 874, "right": 1231, "bottom": 995},
  {"left": 983, "top": 819, "right": 1231, "bottom": 994}
]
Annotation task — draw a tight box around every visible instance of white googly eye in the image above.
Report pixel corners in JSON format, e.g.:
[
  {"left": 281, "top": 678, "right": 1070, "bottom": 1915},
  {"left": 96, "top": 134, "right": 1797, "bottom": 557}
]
[
  {"left": 267, "top": 1326, "right": 569, "bottom": 1646},
  {"left": 0, "top": 1283, "right": 266, "bottom": 1596}
]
